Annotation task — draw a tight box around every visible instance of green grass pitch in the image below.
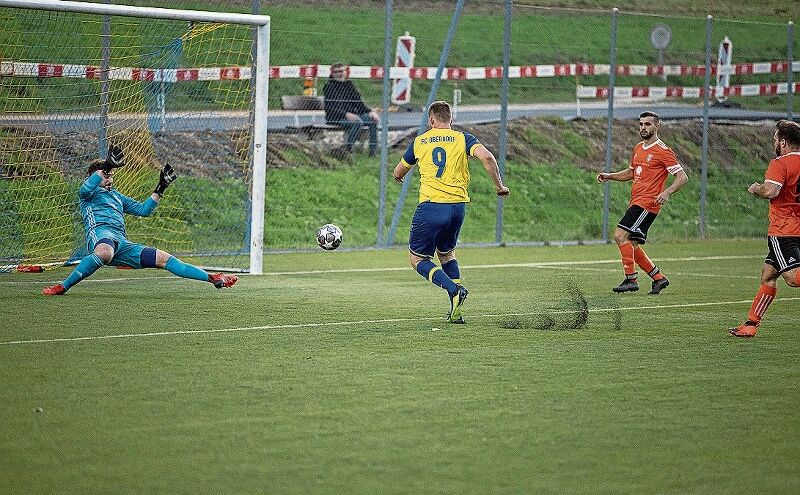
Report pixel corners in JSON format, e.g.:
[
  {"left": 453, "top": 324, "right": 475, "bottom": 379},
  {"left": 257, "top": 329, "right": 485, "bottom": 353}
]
[{"left": 1, "top": 239, "right": 799, "bottom": 494}]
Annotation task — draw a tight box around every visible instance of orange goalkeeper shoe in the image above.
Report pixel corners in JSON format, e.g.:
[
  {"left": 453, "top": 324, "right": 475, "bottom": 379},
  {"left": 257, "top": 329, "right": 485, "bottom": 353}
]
[
  {"left": 42, "top": 283, "right": 66, "bottom": 296},
  {"left": 209, "top": 273, "right": 238, "bottom": 289},
  {"left": 729, "top": 322, "right": 758, "bottom": 338}
]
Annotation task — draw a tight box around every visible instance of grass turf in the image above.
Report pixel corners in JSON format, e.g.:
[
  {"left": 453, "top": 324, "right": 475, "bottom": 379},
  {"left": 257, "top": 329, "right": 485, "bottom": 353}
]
[{"left": 1, "top": 239, "right": 799, "bottom": 494}]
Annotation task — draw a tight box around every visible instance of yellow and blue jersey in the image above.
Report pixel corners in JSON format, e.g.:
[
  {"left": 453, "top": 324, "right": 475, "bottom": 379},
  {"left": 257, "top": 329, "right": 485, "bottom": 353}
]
[{"left": 400, "top": 128, "right": 481, "bottom": 203}]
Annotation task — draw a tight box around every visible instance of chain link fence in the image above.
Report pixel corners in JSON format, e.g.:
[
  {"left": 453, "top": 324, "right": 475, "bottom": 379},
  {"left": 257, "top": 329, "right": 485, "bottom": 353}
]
[{"left": 2, "top": 0, "right": 797, "bottom": 267}]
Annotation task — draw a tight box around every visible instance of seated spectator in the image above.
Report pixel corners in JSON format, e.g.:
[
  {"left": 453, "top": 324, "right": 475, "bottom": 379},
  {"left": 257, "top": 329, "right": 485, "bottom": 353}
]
[{"left": 323, "top": 63, "right": 379, "bottom": 156}]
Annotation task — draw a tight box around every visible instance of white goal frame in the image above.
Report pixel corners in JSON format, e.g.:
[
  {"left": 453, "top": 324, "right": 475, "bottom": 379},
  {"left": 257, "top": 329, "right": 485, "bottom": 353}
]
[{"left": 0, "top": 0, "right": 271, "bottom": 275}]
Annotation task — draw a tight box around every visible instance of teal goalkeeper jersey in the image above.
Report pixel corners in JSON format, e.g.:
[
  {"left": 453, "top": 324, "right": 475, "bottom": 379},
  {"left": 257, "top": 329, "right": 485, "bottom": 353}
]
[{"left": 78, "top": 172, "right": 157, "bottom": 245}]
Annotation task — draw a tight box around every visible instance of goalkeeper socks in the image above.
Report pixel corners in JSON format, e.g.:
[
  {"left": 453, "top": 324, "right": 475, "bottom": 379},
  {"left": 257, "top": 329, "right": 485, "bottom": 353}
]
[
  {"left": 441, "top": 259, "right": 461, "bottom": 284},
  {"left": 165, "top": 256, "right": 211, "bottom": 282},
  {"left": 747, "top": 284, "right": 777, "bottom": 324},
  {"left": 634, "top": 247, "right": 665, "bottom": 280},
  {"left": 617, "top": 241, "right": 637, "bottom": 279},
  {"left": 416, "top": 259, "right": 458, "bottom": 296},
  {"left": 62, "top": 253, "right": 105, "bottom": 291}
]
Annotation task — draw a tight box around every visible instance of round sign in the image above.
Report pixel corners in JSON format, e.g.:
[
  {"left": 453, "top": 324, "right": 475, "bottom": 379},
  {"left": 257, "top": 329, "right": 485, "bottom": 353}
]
[{"left": 650, "top": 24, "right": 672, "bottom": 50}]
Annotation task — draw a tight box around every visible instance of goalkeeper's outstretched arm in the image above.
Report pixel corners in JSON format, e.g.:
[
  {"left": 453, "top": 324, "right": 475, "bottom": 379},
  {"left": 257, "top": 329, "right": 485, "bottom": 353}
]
[{"left": 122, "top": 164, "right": 179, "bottom": 216}]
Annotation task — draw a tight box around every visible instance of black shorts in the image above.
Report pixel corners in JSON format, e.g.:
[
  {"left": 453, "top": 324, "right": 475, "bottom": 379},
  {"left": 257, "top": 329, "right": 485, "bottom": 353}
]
[
  {"left": 766, "top": 236, "right": 800, "bottom": 274},
  {"left": 617, "top": 205, "right": 658, "bottom": 244}
]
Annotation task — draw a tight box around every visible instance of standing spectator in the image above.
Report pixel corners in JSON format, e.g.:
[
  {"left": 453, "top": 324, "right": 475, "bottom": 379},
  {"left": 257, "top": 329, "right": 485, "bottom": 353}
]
[{"left": 323, "top": 63, "right": 379, "bottom": 156}]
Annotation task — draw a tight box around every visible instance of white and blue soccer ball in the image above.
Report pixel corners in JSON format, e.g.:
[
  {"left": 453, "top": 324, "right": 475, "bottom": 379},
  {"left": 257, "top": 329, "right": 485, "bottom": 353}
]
[{"left": 316, "top": 223, "right": 343, "bottom": 250}]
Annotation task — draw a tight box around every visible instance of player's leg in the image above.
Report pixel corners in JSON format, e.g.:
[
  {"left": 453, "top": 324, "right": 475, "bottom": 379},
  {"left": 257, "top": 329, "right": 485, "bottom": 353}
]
[
  {"left": 153, "top": 249, "right": 237, "bottom": 288},
  {"left": 435, "top": 203, "right": 468, "bottom": 323},
  {"left": 730, "top": 263, "right": 779, "bottom": 338},
  {"left": 777, "top": 237, "right": 800, "bottom": 288},
  {"left": 612, "top": 223, "right": 639, "bottom": 293},
  {"left": 729, "top": 236, "right": 798, "bottom": 337},
  {"left": 43, "top": 239, "right": 114, "bottom": 295},
  {"left": 409, "top": 203, "right": 461, "bottom": 315},
  {"left": 628, "top": 212, "right": 668, "bottom": 294},
  {"left": 437, "top": 250, "right": 460, "bottom": 284}
]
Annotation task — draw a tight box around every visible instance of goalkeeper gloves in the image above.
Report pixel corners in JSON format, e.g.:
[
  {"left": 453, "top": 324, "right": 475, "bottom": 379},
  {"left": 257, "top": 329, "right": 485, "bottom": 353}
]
[
  {"left": 154, "top": 163, "right": 178, "bottom": 195},
  {"left": 101, "top": 144, "right": 125, "bottom": 172}
]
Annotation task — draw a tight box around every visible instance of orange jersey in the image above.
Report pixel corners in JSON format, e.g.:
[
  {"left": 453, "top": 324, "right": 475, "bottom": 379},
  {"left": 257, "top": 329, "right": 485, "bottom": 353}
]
[
  {"left": 629, "top": 139, "right": 683, "bottom": 214},
  {"left": 764, "top": 151, "right": 800, "bottom": 236}
]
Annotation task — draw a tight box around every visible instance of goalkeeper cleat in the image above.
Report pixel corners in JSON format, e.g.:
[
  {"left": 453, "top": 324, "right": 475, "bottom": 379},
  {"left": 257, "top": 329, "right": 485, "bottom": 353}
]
[
  {"left": 648, "top": 277, "right": 670, "bottom": 295},
  {"left": 729, "top": 322, "right": 758, "bottom": 338},
  {"left": 42, "top": 283, "right": 66, "bottom": 296},
  {"left": 209, "top": 273, "right": 238, "bottom": 289},
  {"left": 612, "top": 278, "right": 639, "bottom": 293},
  {"left": 448, "top": 285, "right": 469, "bottom": 323}
]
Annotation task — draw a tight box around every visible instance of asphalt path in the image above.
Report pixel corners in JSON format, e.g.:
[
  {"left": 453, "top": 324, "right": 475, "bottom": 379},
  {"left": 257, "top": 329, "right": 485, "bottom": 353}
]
[{"left": 0, "top": 103, "right": 792, "bottom": 133}]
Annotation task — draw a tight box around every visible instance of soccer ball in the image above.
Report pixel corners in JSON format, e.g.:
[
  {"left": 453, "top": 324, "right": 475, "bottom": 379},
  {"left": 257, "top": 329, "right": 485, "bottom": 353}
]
[{"left": 316, "top": 223, "right": 343, "bottom": 250}]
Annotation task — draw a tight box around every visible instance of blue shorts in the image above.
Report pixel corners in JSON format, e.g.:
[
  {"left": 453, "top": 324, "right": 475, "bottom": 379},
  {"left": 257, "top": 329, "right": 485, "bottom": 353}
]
[
  {"left": 409, "top": 201, "right": 466, "bottom": 258},
  {"left": 89, "top": 230, "right": 155, "bottom": 269}
]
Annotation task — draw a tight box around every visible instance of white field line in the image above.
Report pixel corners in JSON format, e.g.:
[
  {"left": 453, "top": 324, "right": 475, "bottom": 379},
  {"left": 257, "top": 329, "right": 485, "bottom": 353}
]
[
  {"left": 0, "top": 254, "right": 764, "bottom": 285},
  {"left": 542, "top": 265, "right": 760, "bottom": 279},
  {"left": 2, "top": 297, "right": 798, "bottom": 346}
]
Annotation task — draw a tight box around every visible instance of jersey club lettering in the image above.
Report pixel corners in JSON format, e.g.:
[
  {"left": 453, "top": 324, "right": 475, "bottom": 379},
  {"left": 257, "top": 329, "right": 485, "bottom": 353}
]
[{"left": 401, "top": 128, "right": 481, "bottom": 203}]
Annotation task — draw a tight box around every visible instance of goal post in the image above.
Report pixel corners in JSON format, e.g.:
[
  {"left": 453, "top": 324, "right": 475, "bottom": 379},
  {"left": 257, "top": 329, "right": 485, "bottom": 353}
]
[{"left": 0, "top": 0, "right": 270, "bottom": 274}]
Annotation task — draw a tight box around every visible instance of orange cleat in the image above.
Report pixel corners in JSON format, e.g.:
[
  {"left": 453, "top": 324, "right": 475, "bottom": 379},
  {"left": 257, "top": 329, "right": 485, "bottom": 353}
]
[
  {"left": 209, "top": 273, "right": 238, "bottom": 289},
  {"left": 729, "top": 323, "right": 758, "bottom": 338},
  {"left": 42, "top": 283, "right": 66, "bottom": 296}
]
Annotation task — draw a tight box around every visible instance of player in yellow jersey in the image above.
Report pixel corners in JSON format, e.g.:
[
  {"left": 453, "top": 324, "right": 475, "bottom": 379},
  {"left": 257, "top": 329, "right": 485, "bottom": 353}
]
[{"left": 393, "top": 101, "right": 509, "bottom": 323}]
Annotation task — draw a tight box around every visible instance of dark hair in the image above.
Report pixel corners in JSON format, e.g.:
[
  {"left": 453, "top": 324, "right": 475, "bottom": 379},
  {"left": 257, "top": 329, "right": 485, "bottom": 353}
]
[
  {"left": 87, "top": 159, "right": 106, "bottom": 176},
  {"left": 775, "top": 119, "right": 800, "bottom": 147},
  {"left": 428, "top": 100, "right": 452, "bottom": 123},
  {"left": 639, "top": 111, "right": 660, "bottom": 123}
]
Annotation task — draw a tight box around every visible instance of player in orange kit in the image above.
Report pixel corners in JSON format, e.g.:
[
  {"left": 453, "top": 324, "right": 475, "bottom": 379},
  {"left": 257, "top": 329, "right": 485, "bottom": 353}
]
[
  {"left": 729, "top": 120, "right": 800, "bottom": 337},
  {"left": 597, "top": 111, "right": 689, "bottom": 294}
]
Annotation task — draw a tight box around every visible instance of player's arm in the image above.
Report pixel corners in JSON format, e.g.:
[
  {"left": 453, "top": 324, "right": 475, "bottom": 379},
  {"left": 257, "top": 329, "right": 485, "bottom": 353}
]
[
  {"left": 79, "top": 170, "right": 105, "bottom": 199},
  {"left": 79, "top": 145, "right": 126, "bottom": 199},
  {"left": 750, "top": 159, "right": 786, "bottom": 199},
  {"left": 597, "top": 168, "right": 634, "bottom": 183},
  {"left": 655, "top": 169, "right": 688, "bottom": 205},
  {"left": 748, "top": 180, "right": 781, "bottom": 199},
  {"left": 473, "top": 145, "right": 509, "bottom": 197},
  {"left": 122, "top": 164, "right": 178, "bottom": 216},
  {"left": 393, "top": 141, "right": 417, "bottom": 183}
]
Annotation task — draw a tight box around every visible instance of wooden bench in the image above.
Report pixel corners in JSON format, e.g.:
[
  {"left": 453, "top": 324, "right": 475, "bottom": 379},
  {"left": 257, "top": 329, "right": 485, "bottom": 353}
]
[{"left": 280, "top": 95, "right": 371, "bottom": 142}]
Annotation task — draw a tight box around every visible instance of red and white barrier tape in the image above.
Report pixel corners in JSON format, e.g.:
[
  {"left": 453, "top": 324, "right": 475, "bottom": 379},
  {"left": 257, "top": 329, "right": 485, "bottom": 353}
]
[
  {"left": 2, "top": 60, "right": 798, "bottom": 81},
  {"left": 577, "top": 82, "right": 800, "bottom": 99}
]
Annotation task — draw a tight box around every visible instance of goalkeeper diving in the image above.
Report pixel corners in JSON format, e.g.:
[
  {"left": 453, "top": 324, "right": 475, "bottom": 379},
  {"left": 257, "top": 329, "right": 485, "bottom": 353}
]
[{"left": 42, "top": 145, "right": 238, "bottom": 295}]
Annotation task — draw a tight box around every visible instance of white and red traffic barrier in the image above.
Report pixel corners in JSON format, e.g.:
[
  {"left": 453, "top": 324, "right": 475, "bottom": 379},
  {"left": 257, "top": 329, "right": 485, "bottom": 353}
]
[
  {"left": 2, "top": 60, "right": 797, "bottom": 82},
  {"left": 577, "top": 82, "right": 800, "bottom": 100}
]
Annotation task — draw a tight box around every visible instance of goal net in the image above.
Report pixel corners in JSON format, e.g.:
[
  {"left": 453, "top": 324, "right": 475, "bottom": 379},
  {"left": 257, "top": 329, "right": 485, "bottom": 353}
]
[{"left": 0, "top": 1, "right": 269, "bottom": 273}]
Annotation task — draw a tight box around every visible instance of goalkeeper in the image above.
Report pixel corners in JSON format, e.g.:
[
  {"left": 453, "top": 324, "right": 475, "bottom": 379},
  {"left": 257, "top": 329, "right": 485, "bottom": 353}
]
[{"left": 42, "top": 145, "right": 238, "bottom": 295}]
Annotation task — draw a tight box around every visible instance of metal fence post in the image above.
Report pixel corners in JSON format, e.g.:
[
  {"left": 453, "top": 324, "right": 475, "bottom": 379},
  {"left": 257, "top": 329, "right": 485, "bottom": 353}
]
[
  {"left": 788, "top": 21, "right": 794, "bottom": 120},
  {"left": 496, "top": 0, "right": 512, "bottom": 245},
  {"left": 377, "top": 0, "right": 393, "bottom": 246},
  {"left": 386, "top": 0, "right": 465, "bottom": 246},
  {"left": 602, "top": 8, "right": 618, "bottom": 243},
  {"left": 699, "top": 15, "right": 712, "bottom": 239},
  {"left": 98, "top": 0, "right": 112, "bottom": 158}
]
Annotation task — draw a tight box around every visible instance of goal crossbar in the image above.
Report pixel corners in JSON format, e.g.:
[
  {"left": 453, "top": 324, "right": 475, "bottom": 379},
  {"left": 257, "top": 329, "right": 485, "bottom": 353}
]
[{"left": 0, "top": 0, "right": 270, "bottom": 25}]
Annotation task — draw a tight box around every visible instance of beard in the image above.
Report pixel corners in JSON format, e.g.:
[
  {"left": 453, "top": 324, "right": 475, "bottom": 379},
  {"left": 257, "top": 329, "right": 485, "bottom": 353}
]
[
  {"left": 640, "top": 131, "right": 653, "bottom": 139},
  {"left": 775, "top": 144, "right": 781, "bottom": 157}
]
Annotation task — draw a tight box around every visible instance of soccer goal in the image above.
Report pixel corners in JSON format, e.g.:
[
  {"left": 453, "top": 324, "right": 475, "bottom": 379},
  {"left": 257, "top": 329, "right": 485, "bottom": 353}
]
[{"left": 0, "top": 0, "right": 269, "bottom": 274}]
